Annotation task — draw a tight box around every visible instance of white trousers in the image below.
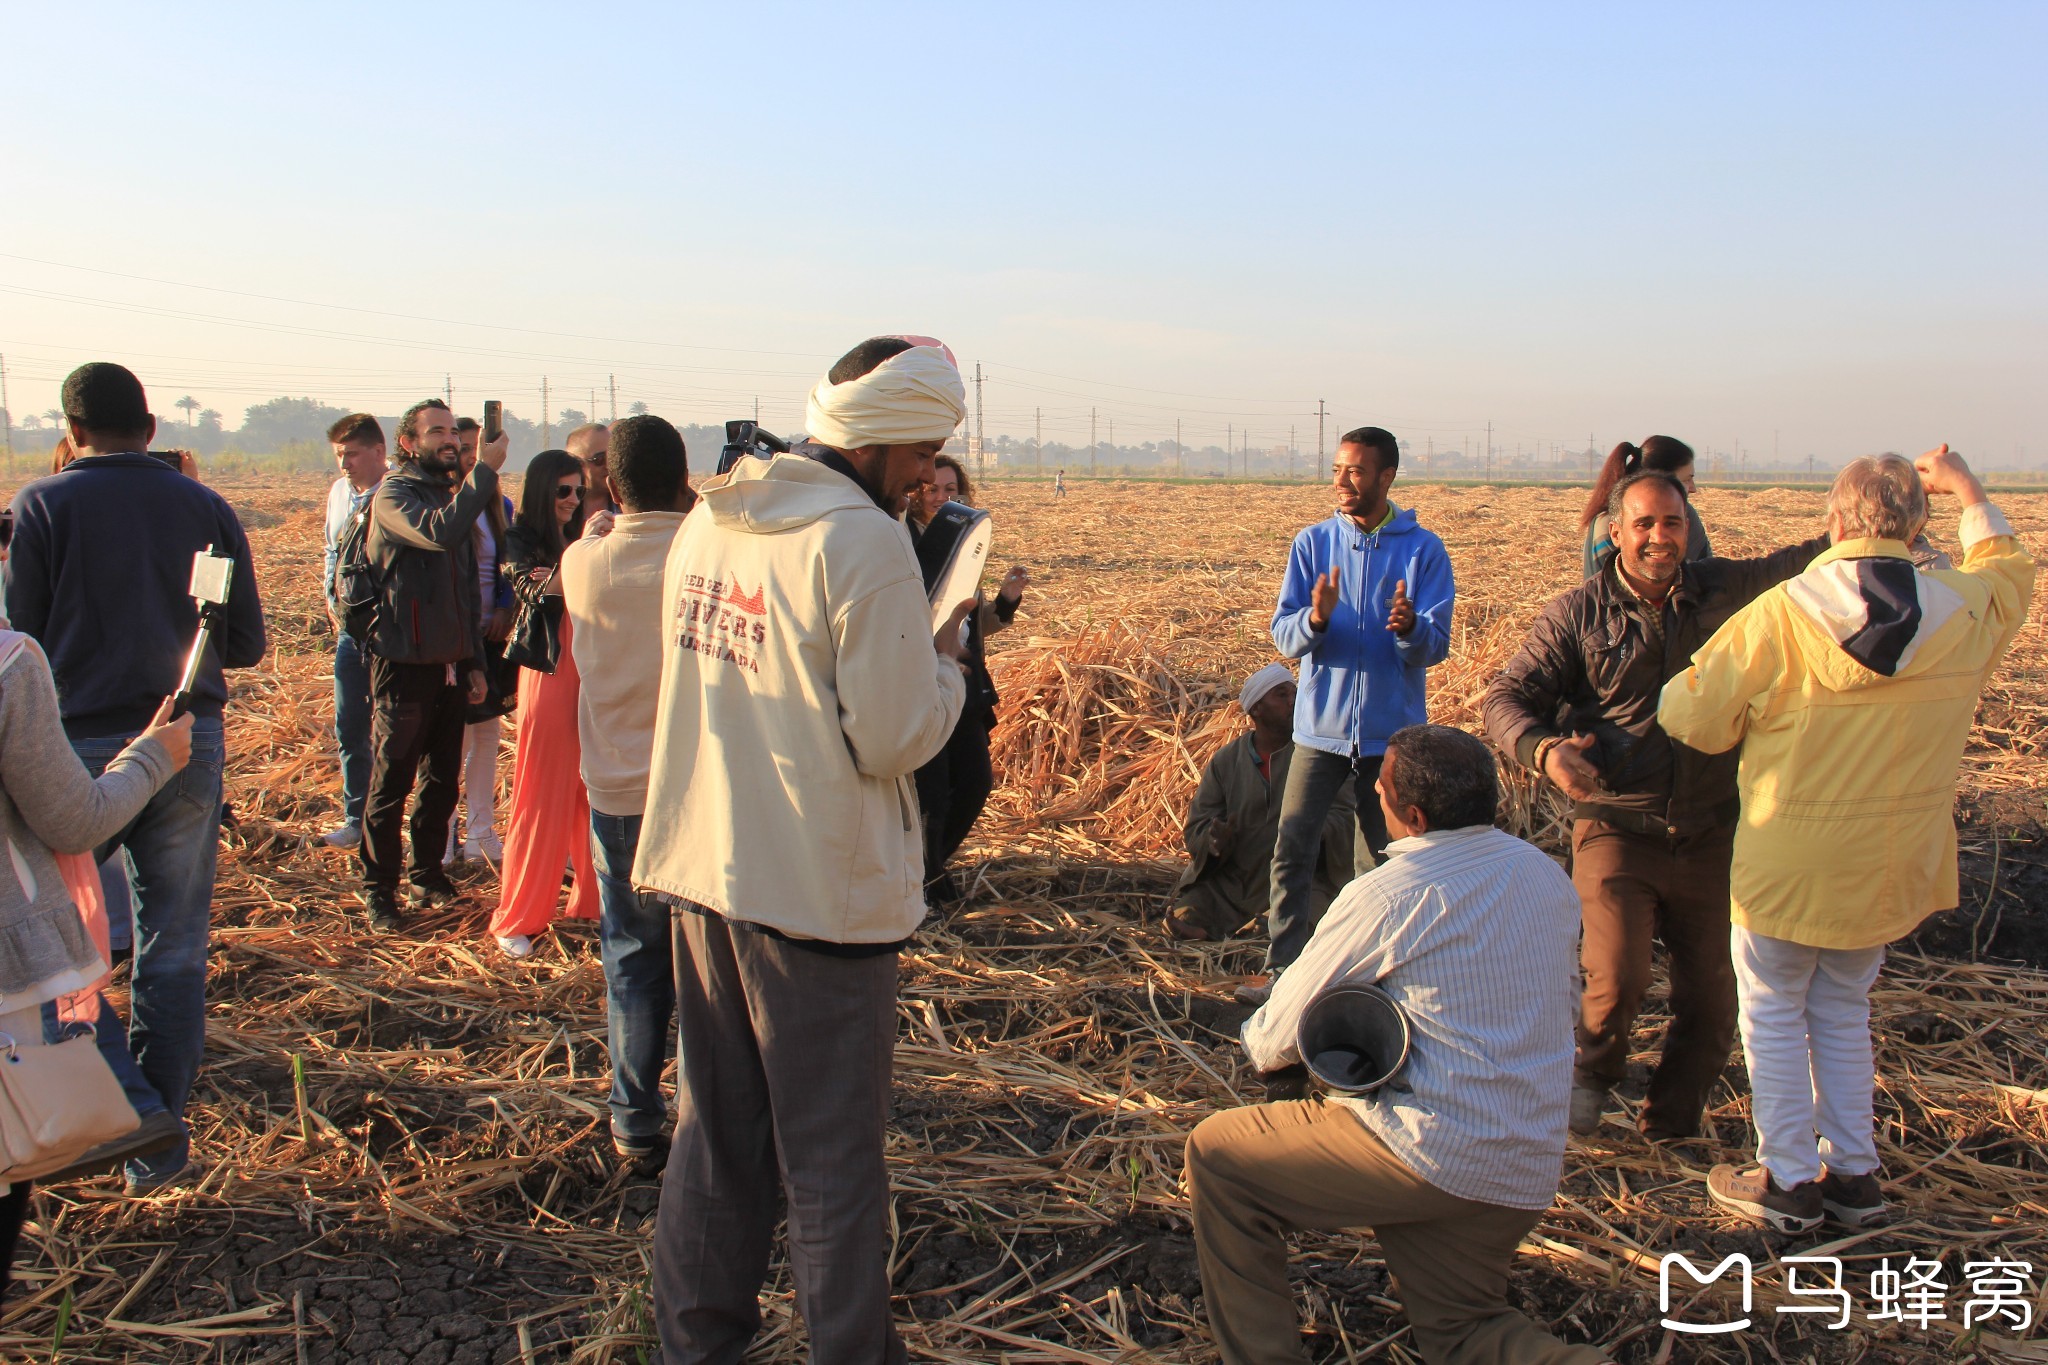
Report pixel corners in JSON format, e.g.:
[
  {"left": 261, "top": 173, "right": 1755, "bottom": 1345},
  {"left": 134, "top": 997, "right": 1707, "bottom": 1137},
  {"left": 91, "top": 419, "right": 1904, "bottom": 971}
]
[
  {"left": 1732, "top": 925, "right": 1886, "bottom": 1187},
  {"left": 459, "top": 717, "right": 501, "bottom": 839}
]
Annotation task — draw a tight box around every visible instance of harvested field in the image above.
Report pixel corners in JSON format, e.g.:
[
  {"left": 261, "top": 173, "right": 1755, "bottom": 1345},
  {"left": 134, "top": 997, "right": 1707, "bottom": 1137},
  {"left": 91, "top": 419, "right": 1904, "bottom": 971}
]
[{"left": 3, "top": 471, "right": 2044, "bottom": 1362}]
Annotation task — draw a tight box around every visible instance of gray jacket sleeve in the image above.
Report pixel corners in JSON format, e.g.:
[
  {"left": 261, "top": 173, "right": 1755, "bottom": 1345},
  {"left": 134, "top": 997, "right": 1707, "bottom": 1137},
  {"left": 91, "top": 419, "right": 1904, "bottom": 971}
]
[{"left": 0, "top": 648, "right": 173, "bottom": 855}]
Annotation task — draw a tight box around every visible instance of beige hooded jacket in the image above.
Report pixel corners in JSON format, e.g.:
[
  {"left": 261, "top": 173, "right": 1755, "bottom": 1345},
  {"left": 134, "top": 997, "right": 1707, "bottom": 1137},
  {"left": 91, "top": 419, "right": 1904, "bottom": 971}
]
[{"left": 632, "top": 453, "right": 966, "bottom": 943}]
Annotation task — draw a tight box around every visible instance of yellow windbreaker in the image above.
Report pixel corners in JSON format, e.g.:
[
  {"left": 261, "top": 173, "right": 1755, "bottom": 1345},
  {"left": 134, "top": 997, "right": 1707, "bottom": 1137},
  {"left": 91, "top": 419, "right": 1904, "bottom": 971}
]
[{"left": 1658, "top": 504, "right": 2034, "bottom": 949}]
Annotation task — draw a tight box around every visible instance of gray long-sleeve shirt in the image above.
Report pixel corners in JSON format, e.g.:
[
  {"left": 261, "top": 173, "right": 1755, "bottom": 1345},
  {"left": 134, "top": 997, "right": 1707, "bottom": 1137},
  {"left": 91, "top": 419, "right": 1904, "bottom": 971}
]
[{"left": 0, "top": 634, "right": 173, "bottom": 1007}]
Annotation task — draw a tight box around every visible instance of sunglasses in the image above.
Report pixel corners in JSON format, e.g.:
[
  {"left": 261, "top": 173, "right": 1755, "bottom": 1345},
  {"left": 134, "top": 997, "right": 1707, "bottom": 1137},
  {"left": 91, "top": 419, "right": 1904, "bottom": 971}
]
[{"left": 555, "top": 484, "right": 585, "bottom": 501}]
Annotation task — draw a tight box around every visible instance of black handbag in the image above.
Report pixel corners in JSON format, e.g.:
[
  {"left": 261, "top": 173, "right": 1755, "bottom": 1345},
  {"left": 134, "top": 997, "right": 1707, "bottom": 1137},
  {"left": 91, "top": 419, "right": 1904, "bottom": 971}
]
[{"left": 503, "top": 598, "right": 560, "bottom": 674}]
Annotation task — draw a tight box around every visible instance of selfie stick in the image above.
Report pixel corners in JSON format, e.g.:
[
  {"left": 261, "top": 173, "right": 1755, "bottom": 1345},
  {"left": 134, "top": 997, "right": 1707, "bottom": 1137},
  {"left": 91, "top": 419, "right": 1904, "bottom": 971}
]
[{"left": 172, "top": 547, "right": 236, "bottom": 717}]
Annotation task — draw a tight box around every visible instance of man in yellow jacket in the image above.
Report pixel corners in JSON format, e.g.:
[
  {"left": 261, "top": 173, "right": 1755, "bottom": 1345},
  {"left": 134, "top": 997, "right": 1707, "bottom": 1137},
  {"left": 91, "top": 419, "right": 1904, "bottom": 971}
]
[{"left": 1660, "top": 445, "right": 2033, "bottom": 1234}]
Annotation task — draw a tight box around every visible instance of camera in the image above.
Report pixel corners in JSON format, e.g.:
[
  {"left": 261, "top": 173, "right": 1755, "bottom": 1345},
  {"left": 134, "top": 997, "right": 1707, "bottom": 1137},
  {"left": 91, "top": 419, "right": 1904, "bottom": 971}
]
[{"left": 716, "top": 421, "right": 790, "bottom": 477}]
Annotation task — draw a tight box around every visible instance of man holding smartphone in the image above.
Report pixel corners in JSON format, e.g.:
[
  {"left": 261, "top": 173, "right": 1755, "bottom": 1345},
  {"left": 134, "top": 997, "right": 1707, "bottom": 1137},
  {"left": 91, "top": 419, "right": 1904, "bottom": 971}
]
[{"left": 358, "top": 398, "right": 506, "bottom": 931}]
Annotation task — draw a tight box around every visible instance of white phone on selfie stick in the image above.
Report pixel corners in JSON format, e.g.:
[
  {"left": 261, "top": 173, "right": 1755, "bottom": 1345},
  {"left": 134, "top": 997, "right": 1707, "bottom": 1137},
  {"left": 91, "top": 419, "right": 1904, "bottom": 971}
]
[{"left": 172, "top": 547, "right": 235, "bottom": 717}]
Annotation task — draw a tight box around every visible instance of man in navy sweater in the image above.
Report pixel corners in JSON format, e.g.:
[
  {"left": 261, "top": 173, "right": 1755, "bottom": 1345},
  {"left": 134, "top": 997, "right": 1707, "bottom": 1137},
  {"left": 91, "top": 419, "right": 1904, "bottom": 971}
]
[
  {"left": 1244, "top": 426, "right": 1454, "bottom": 1005},
  {"left": 5, "top": 362, "right": 267, "bottom": 1192}
]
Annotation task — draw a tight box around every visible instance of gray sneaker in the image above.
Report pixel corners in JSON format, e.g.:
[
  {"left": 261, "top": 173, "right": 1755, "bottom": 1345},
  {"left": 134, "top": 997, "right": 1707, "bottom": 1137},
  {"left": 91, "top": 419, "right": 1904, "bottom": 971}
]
[
  {"left": 1568, "top": 1085, "right": 1607, "bottom": 1136},
  {"left": 321, "top": 822, "right": 362, "bottom": 849}
]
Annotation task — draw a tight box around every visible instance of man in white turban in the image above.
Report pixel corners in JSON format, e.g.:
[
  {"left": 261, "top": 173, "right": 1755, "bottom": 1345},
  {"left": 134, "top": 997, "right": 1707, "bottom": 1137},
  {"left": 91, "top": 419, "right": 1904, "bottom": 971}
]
[
  {"left": 1166, "top": 663, "right": 1362, "bottom": 943},
  {"left": 637, "top": 335, "right": 973, "bottom": 1363}
]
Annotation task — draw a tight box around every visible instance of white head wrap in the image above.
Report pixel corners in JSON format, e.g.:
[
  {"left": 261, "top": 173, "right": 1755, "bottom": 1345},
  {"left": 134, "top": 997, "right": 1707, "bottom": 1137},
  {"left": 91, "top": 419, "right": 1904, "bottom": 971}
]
[
  {"left": 1240, "top": 662, "right": 1294, "bottom": 714},
  {"left": 804, "top": 339, "right": 967, "bottom": 451}
]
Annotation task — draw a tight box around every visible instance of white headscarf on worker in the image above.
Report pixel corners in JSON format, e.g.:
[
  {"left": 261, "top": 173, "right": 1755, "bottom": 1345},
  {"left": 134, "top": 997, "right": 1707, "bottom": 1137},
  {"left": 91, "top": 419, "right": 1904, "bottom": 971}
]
[
  {"left": 805, "top": 336, "right": 966, "bottom": 451},
  {"left": 1240, "top": 662, "right": 1294, "bottom": 715}
]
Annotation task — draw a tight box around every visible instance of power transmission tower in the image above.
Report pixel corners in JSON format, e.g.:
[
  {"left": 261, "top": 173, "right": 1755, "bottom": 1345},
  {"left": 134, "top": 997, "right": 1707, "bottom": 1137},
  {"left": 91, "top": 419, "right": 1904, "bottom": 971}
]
[
  {"left": 542, "top": 377, "right": 551, "bottom": 447},
  {"left": 973, "top": 363, "right": 985, "bottom": 479},
  {"left": 444, "top": 374, "right": 452, "bottom": 406},
  {"left": 1176, "top": 418, "right": 1182, "bottom": 476},
  {"left": 1485, "top": 420, "right": 1492, "bottom": 482},
  {"left": 754, "top": 396, "right": 760, "bottom": 423},
  {"left": 0, "top": 353, "right": 12, "bottom": 460},
  {"left": 1090, "top": 408, "right": 1097, "bottom": 477},
  {"left": 1316, "top": 400, "right": 1327, "bottom": 477},
  {"left": 1227, "top": 423, "right": 1233, "bottom": 477},
  {"left": 1034, "top": 407, "right": 1042, "bottom": 476},
  {"left": 589, "top": 388, "right": 597, "bottom": 424},
  {"left": 609, "top": 374, "right": 618, "bottom": 424}
]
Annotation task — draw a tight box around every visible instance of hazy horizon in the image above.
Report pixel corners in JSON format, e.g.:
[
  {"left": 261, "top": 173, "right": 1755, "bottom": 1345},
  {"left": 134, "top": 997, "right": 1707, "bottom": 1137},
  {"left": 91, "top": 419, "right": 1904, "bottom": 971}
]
[{"left": 4, "top": 4, "right": 2042, "bottom": 469}]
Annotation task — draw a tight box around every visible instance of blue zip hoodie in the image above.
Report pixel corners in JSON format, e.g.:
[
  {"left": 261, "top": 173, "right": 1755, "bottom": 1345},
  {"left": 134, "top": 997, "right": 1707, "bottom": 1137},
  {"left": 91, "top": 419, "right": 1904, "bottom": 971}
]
[{"left": 1271, "top": 506, "right": 1455, "bottom": 757}]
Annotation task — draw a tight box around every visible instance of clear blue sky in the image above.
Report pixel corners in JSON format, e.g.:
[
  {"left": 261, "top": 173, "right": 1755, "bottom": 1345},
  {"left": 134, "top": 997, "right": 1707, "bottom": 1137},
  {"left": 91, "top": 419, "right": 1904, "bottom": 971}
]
[{"left": 4, "top": 2, "right": 2042, "bottom": 467}]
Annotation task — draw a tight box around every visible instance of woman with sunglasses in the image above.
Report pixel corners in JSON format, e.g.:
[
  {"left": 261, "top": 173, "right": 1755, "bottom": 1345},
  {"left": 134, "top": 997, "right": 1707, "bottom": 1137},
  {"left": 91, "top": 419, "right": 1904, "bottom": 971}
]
[{"left": 488, "top": 450, "right": 600, "bottom": 958}]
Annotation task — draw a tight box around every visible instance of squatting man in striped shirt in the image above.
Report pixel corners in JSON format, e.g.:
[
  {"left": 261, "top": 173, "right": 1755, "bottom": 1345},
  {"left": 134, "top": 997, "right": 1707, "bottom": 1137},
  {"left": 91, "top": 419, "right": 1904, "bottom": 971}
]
[{"left": 1185, "top": 724, "right": 1613, "bottom": 1365}]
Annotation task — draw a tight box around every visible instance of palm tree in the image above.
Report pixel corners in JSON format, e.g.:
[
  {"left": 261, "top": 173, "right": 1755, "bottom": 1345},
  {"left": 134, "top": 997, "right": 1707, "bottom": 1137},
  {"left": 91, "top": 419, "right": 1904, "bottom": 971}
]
[
  {"left": 43, "top": 408, "right": 61, "bottom": 430},
  {"left": 176, "top": 395, "right": 199, "bottom": 428},
  {"left": 627, "top": 400, "right": 648, "bottom": 417}
]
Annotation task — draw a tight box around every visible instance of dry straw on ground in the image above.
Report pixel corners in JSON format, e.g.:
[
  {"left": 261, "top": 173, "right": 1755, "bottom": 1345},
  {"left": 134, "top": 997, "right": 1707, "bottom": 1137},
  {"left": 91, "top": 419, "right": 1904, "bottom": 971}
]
[{"left": 1, "top": 472, "right": 2042, "bottom": 1363}]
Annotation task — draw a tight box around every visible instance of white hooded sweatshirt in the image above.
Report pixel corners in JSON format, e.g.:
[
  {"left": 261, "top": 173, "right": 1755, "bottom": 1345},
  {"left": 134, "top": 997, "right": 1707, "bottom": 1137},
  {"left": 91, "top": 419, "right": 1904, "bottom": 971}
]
[{"left": 632, "top": 453, "right": 966, "bottom": 943}]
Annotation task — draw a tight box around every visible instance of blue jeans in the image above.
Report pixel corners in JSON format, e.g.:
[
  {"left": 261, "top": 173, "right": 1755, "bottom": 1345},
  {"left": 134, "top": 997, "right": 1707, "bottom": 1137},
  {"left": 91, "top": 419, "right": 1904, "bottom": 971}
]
[
  {"left": 334, "top": 633, "right": 373, "bottom": 823},
  {"left": 590, "top": 810, "right": 675, "bottom": 1143},
  {"left": 70, "top": 717, "right": 224, "bottom": 1181},
  {"left": 99, "top": 850, "right": 136, "bottom": 951},
  {"left": 1266, "top": 747, "right": 1389, "bottom": 973}
]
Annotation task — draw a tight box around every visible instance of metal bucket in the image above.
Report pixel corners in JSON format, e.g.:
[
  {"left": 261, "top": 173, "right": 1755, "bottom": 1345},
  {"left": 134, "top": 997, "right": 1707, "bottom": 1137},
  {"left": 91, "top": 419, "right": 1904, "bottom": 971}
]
[{"left": 1296, "top": 982, "right": 1412, "bottom": 1095}]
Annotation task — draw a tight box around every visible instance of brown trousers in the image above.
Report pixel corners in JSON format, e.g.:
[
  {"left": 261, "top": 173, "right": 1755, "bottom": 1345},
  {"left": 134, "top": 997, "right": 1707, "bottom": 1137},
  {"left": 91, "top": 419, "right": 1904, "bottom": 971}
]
[
  {"left": 1571, "top": 819, "right": 1738, "bottom": 1135},
  {"left": 1186, "top": 1100, "right": 1607, "bottom": 1365},
  {"left": 651, "top": 911, "right": 907, "bottom": 1365}
]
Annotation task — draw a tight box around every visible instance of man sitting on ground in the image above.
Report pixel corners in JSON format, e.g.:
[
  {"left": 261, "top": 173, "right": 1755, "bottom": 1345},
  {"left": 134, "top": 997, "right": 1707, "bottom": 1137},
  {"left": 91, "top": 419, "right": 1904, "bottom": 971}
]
[
  {"left": 560, "top": 413, "right": 694, "bottom": 1169},
  {"left": 1661, "top": 445, "right": 2033, "bottom": 1234},
  {"left": 1186, "top": 724, "right": 1607, "bottom": 1365},
  {"left": 1167, "top": 663, "right": 1357, "bottom": 942}
]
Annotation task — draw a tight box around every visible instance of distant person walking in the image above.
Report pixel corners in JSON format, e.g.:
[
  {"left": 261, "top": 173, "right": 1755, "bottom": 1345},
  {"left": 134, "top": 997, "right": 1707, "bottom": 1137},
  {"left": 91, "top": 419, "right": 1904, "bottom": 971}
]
[
  {"left": 321, "top": 413, "right": 387, "bottom": 849},
  {"left": 1245, "top": 426, "right": 1454, "bottom": 1005},
  {"left": 359, "top": 400, "right": 504, "bottom": 931},
  {"left": 5, "top": 361, "right": 268, "bottom": 1192},
  {"left": 560, "top": 415, "right": 693, "bottom": 1163},
  {"left": 1580, "top": 437, "right": 1710, "bottom": 580},
  {"left": 1053, "top": 467, "right": 1066, "bottom": 498},
  {"left": 489, "top": 449, "right": 599, "bottom": 959},
  {"left": 1663, "top": 446, "right": 2033, "bottom": 1232}
]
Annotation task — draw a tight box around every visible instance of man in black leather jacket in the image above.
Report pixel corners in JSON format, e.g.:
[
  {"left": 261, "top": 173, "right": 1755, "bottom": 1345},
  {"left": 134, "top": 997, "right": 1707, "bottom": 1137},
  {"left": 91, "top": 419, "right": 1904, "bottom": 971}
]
[
  {"left": 359, "top": 398, "right": 505, "bottom": 930},
  {"left": 1483, "top": 472, "right": 1826, "bottom": 1141}
]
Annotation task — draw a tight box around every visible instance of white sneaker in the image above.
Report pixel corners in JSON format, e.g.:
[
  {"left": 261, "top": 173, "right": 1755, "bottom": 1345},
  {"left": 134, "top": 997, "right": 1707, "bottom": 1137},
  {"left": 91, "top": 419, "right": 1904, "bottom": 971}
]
[
  {"left": 321, "top": 822, "right": 362, "bottom": 849},
  {"left": 469, "top": 830, "right": 503, "bottom": 862},
  {"left": 495, "top": 934, "right": 533, "bottom": 960}
]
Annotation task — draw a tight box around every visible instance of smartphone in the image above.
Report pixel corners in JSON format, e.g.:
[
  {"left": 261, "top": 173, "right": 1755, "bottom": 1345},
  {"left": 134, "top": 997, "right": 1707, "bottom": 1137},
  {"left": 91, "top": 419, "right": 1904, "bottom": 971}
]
[{"left": 483, "top": 400, "right": 503, "bottom": 444}]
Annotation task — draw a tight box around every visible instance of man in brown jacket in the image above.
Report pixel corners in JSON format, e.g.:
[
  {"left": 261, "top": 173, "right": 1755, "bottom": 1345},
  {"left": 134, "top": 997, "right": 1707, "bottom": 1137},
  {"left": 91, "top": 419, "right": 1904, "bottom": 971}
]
[{"left": 1482, "top": 472, "right": 1826, "bottom": 1141}]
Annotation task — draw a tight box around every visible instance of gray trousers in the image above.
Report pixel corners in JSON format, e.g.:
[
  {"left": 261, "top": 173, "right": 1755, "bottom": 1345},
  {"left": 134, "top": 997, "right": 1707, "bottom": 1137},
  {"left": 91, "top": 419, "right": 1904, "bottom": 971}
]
[
  {"left": 652, "top": 908, "right": 907, "bottom": 1365},
  {"left": 1266, "top": 747, "right": 1388, "bottom": 972}
]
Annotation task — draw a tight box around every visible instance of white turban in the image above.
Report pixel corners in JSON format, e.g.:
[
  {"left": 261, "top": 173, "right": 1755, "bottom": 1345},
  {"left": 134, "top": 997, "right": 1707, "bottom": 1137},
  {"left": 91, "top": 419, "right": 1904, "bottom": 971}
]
[
  {"left": 1240, "top": 662, "right": 1294, "bottom": 713},
  {"left": 804, "top": 340, "right": 967, "bottom": 451}
]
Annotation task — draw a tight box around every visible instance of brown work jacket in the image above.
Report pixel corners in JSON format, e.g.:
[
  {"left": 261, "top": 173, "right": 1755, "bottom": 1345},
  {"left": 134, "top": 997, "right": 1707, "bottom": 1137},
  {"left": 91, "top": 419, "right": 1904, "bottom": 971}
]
[{"left": 1481, "top": 536, "right": 1828, "bottom": 837}]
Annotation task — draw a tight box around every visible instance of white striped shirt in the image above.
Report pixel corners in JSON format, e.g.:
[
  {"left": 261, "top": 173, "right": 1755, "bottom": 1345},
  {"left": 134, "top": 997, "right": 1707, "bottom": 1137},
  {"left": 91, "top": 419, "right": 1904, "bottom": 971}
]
[{"left": 1242, "top": 824, "right": 1580, "bottom": 1210}]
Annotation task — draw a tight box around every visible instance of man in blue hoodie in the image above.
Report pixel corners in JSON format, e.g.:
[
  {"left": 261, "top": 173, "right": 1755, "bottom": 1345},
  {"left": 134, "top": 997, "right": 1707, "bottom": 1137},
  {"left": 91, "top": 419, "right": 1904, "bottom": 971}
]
[{"left": 1246, "top": 427, "right": 1454, "bottom": 1003}]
